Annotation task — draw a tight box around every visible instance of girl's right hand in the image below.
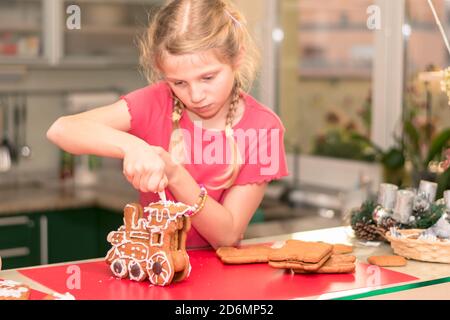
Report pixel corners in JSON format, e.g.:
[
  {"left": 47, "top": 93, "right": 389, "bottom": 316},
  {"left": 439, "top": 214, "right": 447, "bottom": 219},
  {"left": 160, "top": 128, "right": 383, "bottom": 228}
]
[{"left": 122, "top": 142, "right": 168, "bottom": 193}]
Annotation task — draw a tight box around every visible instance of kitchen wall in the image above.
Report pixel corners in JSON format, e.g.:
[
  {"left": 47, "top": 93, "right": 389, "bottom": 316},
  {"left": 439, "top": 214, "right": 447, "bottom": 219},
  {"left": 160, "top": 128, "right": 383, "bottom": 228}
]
[
  {"left": 0, "top": 0, "right": 271, "bottom": 187},
  {"left": 0, "top": 67, "right": 147, "bottom": 184}
]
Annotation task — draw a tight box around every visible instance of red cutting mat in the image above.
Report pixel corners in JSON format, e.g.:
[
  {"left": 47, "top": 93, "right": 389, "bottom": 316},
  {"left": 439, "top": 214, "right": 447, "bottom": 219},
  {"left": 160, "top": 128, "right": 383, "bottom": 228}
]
[
  {"left": 29, "top": 288, "right": 48, "bottom": 300},
  {"left": 0, "top": 278, "right": 48, "bottom": 300},
  {"left": 18, "top": 249, "right": 418, "bottom": 300}
]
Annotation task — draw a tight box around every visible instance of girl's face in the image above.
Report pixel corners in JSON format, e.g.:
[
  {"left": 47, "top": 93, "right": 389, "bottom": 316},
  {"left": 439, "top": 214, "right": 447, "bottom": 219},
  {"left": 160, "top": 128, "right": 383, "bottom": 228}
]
[{"left": 161, "top": 50, "right": 236, "bottom": 120}]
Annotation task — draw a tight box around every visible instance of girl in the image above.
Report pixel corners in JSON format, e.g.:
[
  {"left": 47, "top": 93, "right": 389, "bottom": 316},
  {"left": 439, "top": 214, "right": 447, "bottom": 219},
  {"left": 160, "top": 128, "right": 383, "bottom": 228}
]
[{"left": 47, "top": 0, "right": 288, "bottom": 249}]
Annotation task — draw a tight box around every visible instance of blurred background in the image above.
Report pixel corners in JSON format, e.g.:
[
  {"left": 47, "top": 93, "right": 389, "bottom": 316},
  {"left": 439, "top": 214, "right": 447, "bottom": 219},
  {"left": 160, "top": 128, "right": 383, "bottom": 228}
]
[{"left": 0, "top": 0, "right": 449, "bottom": 269}]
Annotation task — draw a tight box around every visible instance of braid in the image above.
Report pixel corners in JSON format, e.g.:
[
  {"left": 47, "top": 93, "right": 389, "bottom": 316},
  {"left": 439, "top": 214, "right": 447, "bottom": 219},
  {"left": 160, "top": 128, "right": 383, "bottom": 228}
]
[
  {"left": 212, "top": 78, "right": 243, "bottom": 190},
  {"left": 225, "top": 79, "right": 242, "bottom": 137},
  {"left": 172, "top": 96, "right": 184, "bottom": 122}
]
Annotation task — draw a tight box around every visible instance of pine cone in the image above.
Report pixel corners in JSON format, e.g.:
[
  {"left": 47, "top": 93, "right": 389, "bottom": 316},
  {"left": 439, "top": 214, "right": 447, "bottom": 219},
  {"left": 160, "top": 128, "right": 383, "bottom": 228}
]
[
  {"left": 352, "top": 222, "right": 383, "bottom": 241},
  {"left": 375, "top": 217, "right": 399, "bottom": 241}
]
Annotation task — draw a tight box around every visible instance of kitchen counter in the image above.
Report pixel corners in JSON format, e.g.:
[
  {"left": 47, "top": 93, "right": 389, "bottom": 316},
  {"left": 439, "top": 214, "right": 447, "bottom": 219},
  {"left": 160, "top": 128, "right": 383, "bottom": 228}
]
[
  {"left": 0, "top": 179, "right": 138, "bottom": 216},
  {"left": 0, "top": 226, "right": 449, "bottom": 300}
]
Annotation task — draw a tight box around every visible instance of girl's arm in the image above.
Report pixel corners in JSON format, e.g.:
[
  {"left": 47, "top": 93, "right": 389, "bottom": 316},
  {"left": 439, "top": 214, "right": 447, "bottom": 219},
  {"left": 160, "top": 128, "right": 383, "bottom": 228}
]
[
  {"left": 47, "top": 100, "right": 134, "bottom": 157},
  {"left": 160, "top": 150, "right": 267, "bottom": 249},
  {"left": 47, "top": 100, "right": 168, "bottom": 192}
]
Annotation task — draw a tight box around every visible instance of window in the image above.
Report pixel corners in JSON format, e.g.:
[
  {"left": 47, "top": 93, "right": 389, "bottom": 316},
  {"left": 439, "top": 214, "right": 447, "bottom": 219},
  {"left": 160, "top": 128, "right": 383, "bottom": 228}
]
[
  {"left": 279, "top": 0, "right": 375, "bottom": 162},
  {"left": 151, "top": 231, "right": 163, "bottom": 247},
  {"left": 402, "top": 0, "right": 450, "bottom": 183},
  {"left": 404, "top": 0, "right": 450, "bottom": 143}
]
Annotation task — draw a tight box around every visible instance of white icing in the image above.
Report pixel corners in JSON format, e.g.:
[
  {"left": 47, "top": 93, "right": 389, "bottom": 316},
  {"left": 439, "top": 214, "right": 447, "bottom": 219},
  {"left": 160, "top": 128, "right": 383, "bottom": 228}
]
[
  {"left": 128, "top": 261, "right": 145, "bottom": 281},
  {"left": 187, "top": 261, "right": 192, "bottom": 278},
  {"left": 0, "top": 280, "right": 29, "bottom": 298},
  {"left": 110, "top": 259, "right": 128, "bottom": 278},
  {"left": 1, "top": 280, "right": 21, "bottom": 286},
  {"left": 148, "top": 251, "right": 172, "bottom": 286},
  {"left": 150, "top": 231, "right": 164, "bottom": 247}
]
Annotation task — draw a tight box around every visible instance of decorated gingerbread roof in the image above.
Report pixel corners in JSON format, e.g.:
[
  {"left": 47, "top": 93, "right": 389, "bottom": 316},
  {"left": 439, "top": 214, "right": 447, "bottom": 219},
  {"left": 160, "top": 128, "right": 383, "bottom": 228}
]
[{"left": 143, "top": 200, "right": 194, "bottom": 232}]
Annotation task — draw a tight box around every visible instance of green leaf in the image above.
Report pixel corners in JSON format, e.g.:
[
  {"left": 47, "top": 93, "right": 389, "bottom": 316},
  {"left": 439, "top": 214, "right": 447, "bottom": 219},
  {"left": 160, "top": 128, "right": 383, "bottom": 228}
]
[
  {"left": 351, "top": 200, "right": 377, "bottom": 227},
  {"left": 425, "top": 128, "right": 450, "bottom": 165},
  {"left": 381, "top": 148, "right": 405, "bottom": 170},
  {"left": 412, "top": 203, "right": 446, "bottom": 229},
  {"left": 349, "top": 132, "right": 383, "bottom": 155},
  {"left": 403, "top": 120, "right": 420, "bottom": 155},
  {"left": 436, "top": 166, "right": 450, "bottom": 199}
]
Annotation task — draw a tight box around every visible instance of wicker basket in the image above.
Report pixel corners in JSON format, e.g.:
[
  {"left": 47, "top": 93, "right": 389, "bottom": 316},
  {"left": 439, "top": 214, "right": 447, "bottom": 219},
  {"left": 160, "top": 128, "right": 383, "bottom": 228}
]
[{"left": 385, "top": 229, "right": 450, "bottom": 264}]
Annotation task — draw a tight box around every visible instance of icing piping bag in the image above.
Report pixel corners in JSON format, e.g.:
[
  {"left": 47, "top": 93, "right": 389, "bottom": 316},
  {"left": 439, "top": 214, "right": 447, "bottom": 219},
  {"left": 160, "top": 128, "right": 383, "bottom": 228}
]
[{"left": 158, "top": 191, "right": 167, "bottom": 203}]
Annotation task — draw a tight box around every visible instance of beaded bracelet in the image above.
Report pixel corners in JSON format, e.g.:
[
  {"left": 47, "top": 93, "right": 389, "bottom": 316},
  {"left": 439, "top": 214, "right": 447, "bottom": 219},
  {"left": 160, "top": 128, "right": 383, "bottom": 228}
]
[{"left": 189, "top": 185, "right": 208, "bottom": 217}]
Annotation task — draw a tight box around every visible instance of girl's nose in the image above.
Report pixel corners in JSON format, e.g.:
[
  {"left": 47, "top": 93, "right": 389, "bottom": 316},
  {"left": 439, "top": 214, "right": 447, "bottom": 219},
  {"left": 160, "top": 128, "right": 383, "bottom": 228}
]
[{"left": 190, "top": 85, "right": 206, "bottom": 104}]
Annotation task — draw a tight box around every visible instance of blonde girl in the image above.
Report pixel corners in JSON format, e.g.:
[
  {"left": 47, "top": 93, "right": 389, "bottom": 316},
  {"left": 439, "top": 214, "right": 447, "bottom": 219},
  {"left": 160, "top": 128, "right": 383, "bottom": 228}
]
[{"left": 47, "top": 0, "right": 288, "bottom": 249}]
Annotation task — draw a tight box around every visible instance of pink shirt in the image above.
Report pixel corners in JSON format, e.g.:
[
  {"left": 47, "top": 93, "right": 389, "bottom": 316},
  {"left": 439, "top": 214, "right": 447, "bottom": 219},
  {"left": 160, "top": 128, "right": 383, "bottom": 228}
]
[{"left": 122, "top": 82, "right": 289, "bottom": 248}]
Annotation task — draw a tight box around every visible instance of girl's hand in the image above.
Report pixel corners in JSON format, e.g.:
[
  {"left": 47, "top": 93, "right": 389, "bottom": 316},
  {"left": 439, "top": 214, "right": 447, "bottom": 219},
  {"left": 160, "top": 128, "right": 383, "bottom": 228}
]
[
  {"left": 152, "top": 146, "right": 180, "bottom": 181},
  {"left": 122, "top": 142, "right": 169, "bottom": 193}
]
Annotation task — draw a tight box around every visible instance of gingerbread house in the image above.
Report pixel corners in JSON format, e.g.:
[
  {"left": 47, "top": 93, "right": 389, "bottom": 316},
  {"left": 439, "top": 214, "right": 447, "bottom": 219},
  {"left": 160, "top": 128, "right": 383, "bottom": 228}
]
[{"left": 105, "top": 201, "right": 193, "bottom": 286}]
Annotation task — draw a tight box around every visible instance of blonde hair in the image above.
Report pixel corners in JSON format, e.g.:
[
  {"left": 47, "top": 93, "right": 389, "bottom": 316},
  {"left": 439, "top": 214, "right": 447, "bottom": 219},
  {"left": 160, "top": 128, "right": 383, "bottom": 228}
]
[{"left": 139, "top": 0, "right": 260, "bottom": 189}]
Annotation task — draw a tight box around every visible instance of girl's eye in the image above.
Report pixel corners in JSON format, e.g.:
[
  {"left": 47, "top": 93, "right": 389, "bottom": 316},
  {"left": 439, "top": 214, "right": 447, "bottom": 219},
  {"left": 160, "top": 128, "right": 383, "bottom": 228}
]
[
  {"left": 174, "top": 81, "right": 185, "bottom": 86},
  {"left": 203, "top": 76, "right": 214, "bottom": 81}
]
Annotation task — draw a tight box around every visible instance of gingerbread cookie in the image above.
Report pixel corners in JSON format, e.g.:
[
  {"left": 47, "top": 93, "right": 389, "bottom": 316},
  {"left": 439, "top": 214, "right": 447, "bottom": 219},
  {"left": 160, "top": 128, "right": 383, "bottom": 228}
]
[
  {"left": 216, "top": 245, "right": 274, "bottom": 264},
  {"left": 293, "top": 255, "right": 356, "bottom": 274},
  {"left": 268, "top": 240, "right": 333, "bottom": 272},
  {"left": 0, "top": 280, "right": 30, "bottom": 300},
  {"left": 367, "top": 255, "right": 407, "bottom": 267},
  {"left": 105, "top": 201, "right": 193, "bottom": 286},
  {"left": 332, "top": 244, "right": 354, "bottom": 255}
]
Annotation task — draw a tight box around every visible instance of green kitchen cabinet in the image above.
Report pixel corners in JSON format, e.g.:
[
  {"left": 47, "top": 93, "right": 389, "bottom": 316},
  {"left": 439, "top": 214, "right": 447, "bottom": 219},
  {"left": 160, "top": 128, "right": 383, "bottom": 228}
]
[
  {"left": 249, "top": 207, "right": 265, "bottom": 224},
  {"left": 1, "top": 204, "right": 264, "bottom": 270},
  {"left": 45, "top": 208, "right": 100, "bottom": 264},
  {"left": 0, "top": 215, "right": 41, "bottom": 270},
  {"left": 97, "top": 208, "right": 123, "bottom": 258},
  {"left": 45, "top": 207, "right": 124, "bottom": 264},
  {"left": 0, "top": 207, "right": 124, "bottom": 269}
]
